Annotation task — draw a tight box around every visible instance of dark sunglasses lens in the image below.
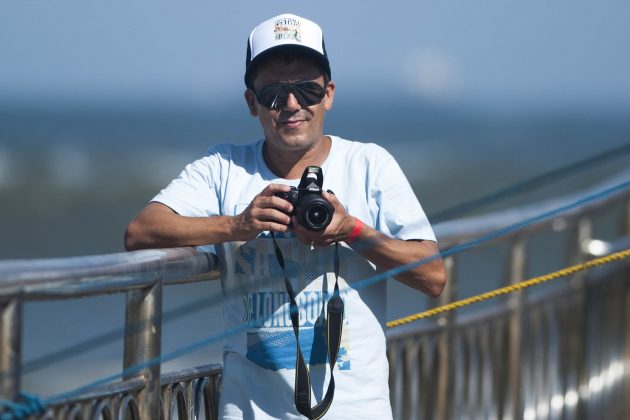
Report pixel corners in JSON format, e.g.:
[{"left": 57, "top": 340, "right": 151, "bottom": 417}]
[
  {"left": 292, "top": 82, "right": 326, "bottom": 106},
  {"left": 256, "top": 84, "right": 289, "bottom": 109}
]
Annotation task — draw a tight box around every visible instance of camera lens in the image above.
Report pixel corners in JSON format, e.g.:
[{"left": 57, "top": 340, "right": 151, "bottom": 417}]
[
  {"left": 297, "top": 196, "right": 333, "bottom": 231},
  {"left": 306, "top": 204, "right": 330, "bottom": 228}
]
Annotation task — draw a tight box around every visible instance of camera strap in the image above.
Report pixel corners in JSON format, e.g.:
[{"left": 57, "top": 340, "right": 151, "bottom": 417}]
[{"left": 270, "top": 233, "right": 344, "bottom": 420}]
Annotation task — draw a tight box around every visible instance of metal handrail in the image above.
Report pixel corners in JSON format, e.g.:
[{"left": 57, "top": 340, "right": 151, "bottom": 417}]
[{"left": 0, "top": 248, "right": 220, "bottom": 300}]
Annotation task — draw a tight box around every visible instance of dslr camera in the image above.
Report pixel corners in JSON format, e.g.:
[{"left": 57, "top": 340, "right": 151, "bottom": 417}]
[{"left": 273, "top": 166, "right": 334, "bottom": 231}]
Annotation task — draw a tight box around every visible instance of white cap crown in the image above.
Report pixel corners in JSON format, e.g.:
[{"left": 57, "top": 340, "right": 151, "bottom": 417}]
[{"left": 245, "top": 13, "right": 330, "bottom": 87}]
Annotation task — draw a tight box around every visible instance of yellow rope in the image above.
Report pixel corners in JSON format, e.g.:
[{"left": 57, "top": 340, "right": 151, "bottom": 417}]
[{"left": 386, "top": 248, "right": 630, "bottom": 329}]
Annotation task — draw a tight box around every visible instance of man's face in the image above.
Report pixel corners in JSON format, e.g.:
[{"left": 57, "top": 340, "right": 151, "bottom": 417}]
[{"left": 245, "top": 55, "right": 335, "bottom": 153}]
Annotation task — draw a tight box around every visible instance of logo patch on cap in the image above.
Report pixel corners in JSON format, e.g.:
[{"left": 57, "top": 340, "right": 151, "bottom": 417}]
[{"left": 274, "top": 17, "right": 302, "bottom": 42}]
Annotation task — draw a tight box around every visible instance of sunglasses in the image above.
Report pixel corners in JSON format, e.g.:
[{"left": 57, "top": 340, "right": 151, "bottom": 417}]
[{"left": 253, "top": 81, "right": 328, "bottom": 110}]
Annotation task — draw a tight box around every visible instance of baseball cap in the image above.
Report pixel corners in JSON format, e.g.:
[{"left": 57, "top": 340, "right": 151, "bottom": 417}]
[{"left": 245, "top": 13, "right": 331, "bottom": 88}]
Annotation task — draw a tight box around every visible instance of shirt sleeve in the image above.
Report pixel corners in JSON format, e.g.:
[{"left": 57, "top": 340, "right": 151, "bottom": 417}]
[
  {"left": 371, "top": 149, "right": 436, "bottom": 242},
  {"left": 151, "top": 153, "right": 222, "bottom": 218}
]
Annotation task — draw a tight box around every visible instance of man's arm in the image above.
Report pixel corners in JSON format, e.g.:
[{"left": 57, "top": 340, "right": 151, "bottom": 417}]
[
  {"left": 291, "top": 192, "right": 446, "bottom": 297},
  {"left": 124, "top": 184, "right": 294, "bottom": 251},
  {"left": 347, "top": 229, "right": 445, "bottom": 298}
]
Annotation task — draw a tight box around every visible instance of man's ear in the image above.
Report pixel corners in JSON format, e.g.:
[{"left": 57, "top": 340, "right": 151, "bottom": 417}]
[
  {"left": 244, "top": 90, "right": 258, "bottom": 117},
  {"left": 323, "top": 81, "right": 336, "bottom": 111}
]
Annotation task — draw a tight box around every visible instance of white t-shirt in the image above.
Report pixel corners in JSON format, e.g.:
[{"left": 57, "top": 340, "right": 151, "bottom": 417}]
[{"left": 152, "top": 136, "right": 436, "bottom": 419}]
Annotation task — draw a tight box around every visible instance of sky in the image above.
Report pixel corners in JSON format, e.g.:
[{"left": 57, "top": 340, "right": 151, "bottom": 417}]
[{"left": 1, "top": 1, "right": 630, "bottom": 111}]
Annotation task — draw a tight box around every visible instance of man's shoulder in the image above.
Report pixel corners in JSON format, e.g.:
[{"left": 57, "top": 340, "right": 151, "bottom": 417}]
[
  {"left": 330, "top": 136, "right": 394, "bottom": 162},
  {"left": 207, "top": 139, "right": 262, "bottom": 158}
]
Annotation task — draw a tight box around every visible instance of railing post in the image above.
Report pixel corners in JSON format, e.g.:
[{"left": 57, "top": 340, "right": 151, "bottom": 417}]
[
  {"left": 624, "top": 277, "right": 630, "bottom": 419},
  {"left": 436, "top": 255, "right": 455, "bottom": 420},
  {"left": 0, "top": 298, "right": 21, "bottom": 401},
  {"left": 504, "top": 235, "right": 526, "bottom": 420},
  {"left": 567, "top": 216, "right": 592, "bottom": 420},
  {"left": 124, "top": 281, "right": 163, "bottom": 419}
]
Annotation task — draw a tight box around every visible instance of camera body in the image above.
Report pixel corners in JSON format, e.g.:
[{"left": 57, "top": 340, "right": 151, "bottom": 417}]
[{"left": 274, "top": 166, "right": 334, "bottom": 231}]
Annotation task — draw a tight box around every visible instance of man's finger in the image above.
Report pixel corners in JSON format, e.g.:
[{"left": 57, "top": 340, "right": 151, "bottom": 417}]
[
  {"left": 261, "top": 183, "right": 292, "bottom": 196},
  {"left": 264, "top": 221, "right": 291, "bottom": 233},
  {"left": 256, "top": 208, "right": 292, "bottom": 226},
  {"left": 322, "top": 191, "right": 343, "bottom": 209}
]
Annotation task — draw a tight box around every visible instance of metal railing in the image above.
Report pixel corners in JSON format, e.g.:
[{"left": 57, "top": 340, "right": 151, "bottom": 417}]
[
  {"left": 388, "top": 172, "right": 630, "bottom": 420},
  {"left": 0, "top": 171, "right": 629, "bottom": 419},
  {"left": 0, "top": 249, "right": 221, "bottom": 419}
]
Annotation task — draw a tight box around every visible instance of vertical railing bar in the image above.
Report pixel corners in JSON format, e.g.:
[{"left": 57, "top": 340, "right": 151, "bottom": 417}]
[
  {"left": 505, "top": 235, "right": 526, "bottom": 420},
  {"left": 177, "top": 383, "right": 189, "bottom": 420},
  {"left": 474, "top": 325, "right": 483, "bottom": 419},
  {"left": 535, "top": 307, "right": 548, "bottom": 419},
  {"left": 522, "top": 308, "right": 533, "bottom": 420},
  {"left": 451, "top": 331, "right": 460, "bottom": 419},
  {"left": 421, "top": 334, "right": 437, "bottom": 420},
  {"left": 623, "top": 278, "right": 630, "bottom": 420},
  {"left": 587, "top": 281, "right": 601, "bottom": 418},
  {"left": 435, "top": 255, "right": 455, "bottom": 420},
  {"left": 480, "top": 320, "right": 493, "bottom": 419},
  {"left": 162, "top": 384, "right": 172, "bottom": 420},
  {"left": 604, "top": 281, "right": 619, "bottom": 418},
  {"left": 462, "top": 328, "right": 474, "bottom": 419},
  {"left": 453, "top": 329, "right": 467, "bottom": 419},
  {"left": 388, "top": 341, "right": 403, "bottom": 419},
  {"left": 497, "top": 316, "right": 510, "bottom": 420},
  {"left": 417, "top": 337, "right": 426, "bottom": 420},
  {"left": 495, "top": 319, "right": 504, "bottom": 420},
  {"left": 616, "top": 197, "right": 630, "bottom": 420},
  {"left": 558, "top": 297, "right": 573, "bottom": 419},
  {"left": 490, "top": 316, "right": 505, "bottom": 420},
  {"left": 402, "top": 339, "right": 412, "bottom": 420},
  {"left": 123, "top": 281, "right": 163, "bottom": 420},
  {"left": 405, "top": 337, "right": 420, "bottom": 420},
  {"left": 549, "top": 301, "right": 563, "bottom": 420},
  {"left": 540, "top": 306, "right": 551, "bottom": 420},
  {"left": 185, "top": 379, "right": 194, "bottom": 420},
  {"left": 531, "top": 307, "right": 541, "bottom": 420},
  {"left": 570, "top": 216, "right": 592, "bottom": 420},
  {"left": 211, "top": 371, "right": 222, "bottom": 420},
  {"left": 0, "top": 298, "right": 21, "bottom": 402},
  {"left": 474, "top": 327, "right": 484, "bottom": 419}
]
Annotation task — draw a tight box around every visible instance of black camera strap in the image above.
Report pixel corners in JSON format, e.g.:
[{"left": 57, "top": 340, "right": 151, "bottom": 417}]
[{"left": 270, "top": 233, "right": 344, "bottom": 420}]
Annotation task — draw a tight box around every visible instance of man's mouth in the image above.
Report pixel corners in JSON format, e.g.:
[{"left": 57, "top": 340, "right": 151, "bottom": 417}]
[{"left": 279, "top": 119, "right": 306, "bottom": 128}]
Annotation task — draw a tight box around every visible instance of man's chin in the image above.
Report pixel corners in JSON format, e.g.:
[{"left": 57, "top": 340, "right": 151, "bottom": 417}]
[{"left": 275, "top": 131, "right": 314, "bottom": 147}]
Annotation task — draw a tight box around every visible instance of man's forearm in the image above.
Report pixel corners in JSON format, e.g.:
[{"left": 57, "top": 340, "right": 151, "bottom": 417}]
[
  {"left": 124, "top": 203, "right": 236, "bottom": 251},
  {"left": 352, "top": 223, "right": 446, "bottom": 297}
]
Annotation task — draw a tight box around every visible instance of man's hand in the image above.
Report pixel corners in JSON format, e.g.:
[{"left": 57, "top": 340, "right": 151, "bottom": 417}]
[
  {"left": 231, "top": 184, "right": 295, "bottom": 241},
  {"left": 125, "top": 184, "right": 295, "bottom": 250}
]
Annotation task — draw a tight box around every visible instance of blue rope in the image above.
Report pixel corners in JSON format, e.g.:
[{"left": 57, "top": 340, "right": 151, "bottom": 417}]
[
  {"left": 10, "top": 176, "right": 624, "bottom": 414},
  {"left": 429, "top": 141, "right": 630, "bottom": 223},
  {"left": 0, "top": 392, "right": 45, "bottom": 419},
  {"left": 15, "top": 146, "right": 630, "bottom": 379}
]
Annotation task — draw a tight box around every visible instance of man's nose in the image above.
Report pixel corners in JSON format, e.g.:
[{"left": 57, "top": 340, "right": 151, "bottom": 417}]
[{"left": 283, "top": 92, "right": 301, "bottom": 111}]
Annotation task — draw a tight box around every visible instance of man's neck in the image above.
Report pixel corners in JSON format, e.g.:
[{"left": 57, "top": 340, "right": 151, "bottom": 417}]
[{"left": 263, "top": 136, "right": 332, "bottom": 179}]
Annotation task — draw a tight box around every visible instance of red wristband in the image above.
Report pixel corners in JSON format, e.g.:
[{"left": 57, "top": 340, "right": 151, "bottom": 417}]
[{"left": 345, "top": 217, "right": 364, "bottom": 244}]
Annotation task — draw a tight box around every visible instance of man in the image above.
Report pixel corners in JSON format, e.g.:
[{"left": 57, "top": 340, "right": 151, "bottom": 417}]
[{"left": 125, "top": 13, "right": 446, "bottom": 419}]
